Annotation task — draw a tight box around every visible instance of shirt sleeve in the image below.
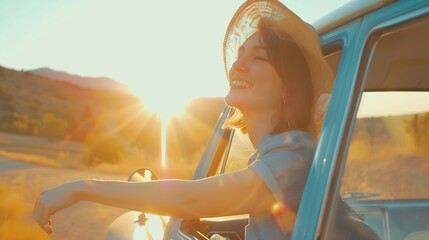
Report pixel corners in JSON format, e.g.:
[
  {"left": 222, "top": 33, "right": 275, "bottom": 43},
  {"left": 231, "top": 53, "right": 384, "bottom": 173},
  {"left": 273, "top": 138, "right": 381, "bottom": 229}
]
[{"left": 248, "top": 148, "right": 313, "bottom": 208}]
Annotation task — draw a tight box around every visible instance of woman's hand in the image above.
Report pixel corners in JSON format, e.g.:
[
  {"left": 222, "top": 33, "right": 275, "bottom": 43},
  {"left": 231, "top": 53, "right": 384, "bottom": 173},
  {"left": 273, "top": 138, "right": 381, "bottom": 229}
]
[{"left": 33, "top": 180, "right": 83, "bottom": 234}]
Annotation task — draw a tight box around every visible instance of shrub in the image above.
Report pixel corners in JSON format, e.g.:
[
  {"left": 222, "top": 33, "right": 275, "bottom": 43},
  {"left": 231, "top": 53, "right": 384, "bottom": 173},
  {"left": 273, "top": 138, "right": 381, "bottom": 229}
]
[
  {"left": 85, "top": 132, "right": 126, "bottom": 165},
  {"left": 41, "top": 112, "right": 68, "bottom": 138},
  {"left": 0, "top": 182, "right": 47, "bottom": 240}
]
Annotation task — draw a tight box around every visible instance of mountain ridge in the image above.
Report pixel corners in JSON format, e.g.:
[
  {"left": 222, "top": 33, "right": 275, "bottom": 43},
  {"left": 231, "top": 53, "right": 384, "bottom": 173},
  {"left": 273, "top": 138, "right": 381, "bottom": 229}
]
[{"left": 30, "top": 67, "right": 130, "bottom": 93}]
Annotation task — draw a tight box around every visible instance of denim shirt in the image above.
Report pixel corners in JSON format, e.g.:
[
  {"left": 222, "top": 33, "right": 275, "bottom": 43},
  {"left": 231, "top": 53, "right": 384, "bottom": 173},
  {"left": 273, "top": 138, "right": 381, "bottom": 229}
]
[{"left": 245, "top": 131, "right": 316, "bottom": 240}]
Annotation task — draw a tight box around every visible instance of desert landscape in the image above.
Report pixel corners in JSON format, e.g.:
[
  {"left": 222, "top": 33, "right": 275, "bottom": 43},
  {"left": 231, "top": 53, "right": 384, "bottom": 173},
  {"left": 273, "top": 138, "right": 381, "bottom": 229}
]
[{"left": 0, "top": 65, "right": 224, "bottom": 239}]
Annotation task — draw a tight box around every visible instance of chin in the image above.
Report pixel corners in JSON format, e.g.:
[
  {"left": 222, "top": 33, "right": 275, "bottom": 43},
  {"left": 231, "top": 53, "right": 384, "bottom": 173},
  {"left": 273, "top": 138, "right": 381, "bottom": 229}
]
[
  {"left": 225, "top": 93, "right": 251, "bottom": 111},
  {"left": 225, "top": 92, "right": 241, "bottom": 108}
]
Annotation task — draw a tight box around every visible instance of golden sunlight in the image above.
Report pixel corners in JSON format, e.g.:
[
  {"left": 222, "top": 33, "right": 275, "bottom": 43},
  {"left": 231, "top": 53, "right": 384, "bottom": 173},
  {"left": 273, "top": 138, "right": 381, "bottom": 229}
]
[
  {"left": 138, "top": 92, "right": 190, "bottom": 169},
  {"left": 161, "top": 121, "right": 167, "bottom": 168}
]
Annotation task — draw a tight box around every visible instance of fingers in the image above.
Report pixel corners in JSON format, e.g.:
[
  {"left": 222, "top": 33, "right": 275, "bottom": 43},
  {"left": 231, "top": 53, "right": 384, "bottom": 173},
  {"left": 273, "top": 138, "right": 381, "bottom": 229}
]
[
  {"left": 40, "top": 209, "right": 53, "bottom": 234},
  {"left": 42, "top": 222, "right": 53, "bottom": 234},
  {"left": 32, "top": 182, "right": 79, "bottom": 235},
  {"left": 33, "top": 196, "right": 54, "bottom": 234}
]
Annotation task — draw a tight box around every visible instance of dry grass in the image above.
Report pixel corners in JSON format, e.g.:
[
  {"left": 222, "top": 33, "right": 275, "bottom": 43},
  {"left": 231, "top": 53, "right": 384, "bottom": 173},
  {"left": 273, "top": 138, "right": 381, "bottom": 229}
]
[
  {"left": 0, "top": 179, "right": 47, "bottom": 240},
  {"left": 0, "top": 129, "right": 200, "bottom": 239},
  {"left": 0, "top": 171, "right": 129, "bottom": 240},
  {"left": 0, "top": 150, "right": 60, "bottom": 167},
  {"left": 0, "top": 219, "right": 47, "bottom": 240},
  {"left": 0, "top": 132, "right": 198, "bottom": 179},
  {"left": 342, "top": 115, "right": 429, "bottom": 199},
  {"left": 0, "top": 132, "right": 196, "bottom": 239}
]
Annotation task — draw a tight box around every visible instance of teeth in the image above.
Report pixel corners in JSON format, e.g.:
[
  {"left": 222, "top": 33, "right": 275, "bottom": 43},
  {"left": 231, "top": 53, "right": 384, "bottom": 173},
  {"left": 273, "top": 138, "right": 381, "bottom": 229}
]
[{"left": 231, "top": 80, "right": 251, "bottom": 88}]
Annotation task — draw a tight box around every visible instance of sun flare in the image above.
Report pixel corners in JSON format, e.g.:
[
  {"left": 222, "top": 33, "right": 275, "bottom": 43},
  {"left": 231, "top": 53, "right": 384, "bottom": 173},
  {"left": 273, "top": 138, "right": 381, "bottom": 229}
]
[
  {"left": 137, "top": 92, "right": 190, "bottom": 169},
  {"left": 160, "top": 122, "right": 167, "bottom": 168},
  {"left": 135, "top": 87, "right": 190, "bottom": 119}
]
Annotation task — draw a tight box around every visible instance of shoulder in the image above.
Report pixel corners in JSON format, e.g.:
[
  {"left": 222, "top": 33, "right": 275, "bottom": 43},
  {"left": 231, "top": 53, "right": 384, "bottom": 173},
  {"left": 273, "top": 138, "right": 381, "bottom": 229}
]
[
  {"left": 256, "top": 131, "right": 316, "bottom": 158},
  {"left": 248, "top": 131, "right": 316, "bottom": 175}
]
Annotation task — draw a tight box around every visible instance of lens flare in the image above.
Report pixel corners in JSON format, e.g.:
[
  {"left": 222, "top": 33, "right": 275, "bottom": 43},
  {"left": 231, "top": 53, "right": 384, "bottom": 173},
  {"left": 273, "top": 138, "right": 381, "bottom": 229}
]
[
  {"left": 137, "top": 93, "right": 189, "bottom": 169},
  {"left": 160, "top": 120, "right": 167, "bottom": 168}
]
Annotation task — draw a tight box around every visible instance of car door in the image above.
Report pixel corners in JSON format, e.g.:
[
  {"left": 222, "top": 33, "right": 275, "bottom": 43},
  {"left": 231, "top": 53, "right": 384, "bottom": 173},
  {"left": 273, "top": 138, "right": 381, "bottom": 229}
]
[{"left": 296, "top": 1, "right": 429, "bottom": 239}]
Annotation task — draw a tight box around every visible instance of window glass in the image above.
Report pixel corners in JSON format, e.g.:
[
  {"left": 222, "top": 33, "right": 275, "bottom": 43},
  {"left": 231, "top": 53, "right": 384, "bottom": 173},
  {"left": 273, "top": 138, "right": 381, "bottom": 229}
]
[
  {"left": 341, "top": 91, "right": 429, "bottom": 200},
  {"left": 218, "top": 130, "right": 254, "bottom": 174},
  {"left": 336, "top": 91, "right": 429, "bottom": 240}
]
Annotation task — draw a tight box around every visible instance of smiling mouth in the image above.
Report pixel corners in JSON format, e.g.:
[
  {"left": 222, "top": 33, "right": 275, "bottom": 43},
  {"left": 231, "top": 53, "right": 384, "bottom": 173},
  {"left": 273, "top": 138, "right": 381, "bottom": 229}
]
[{"left": 230, "top": 79, "right": 253, "bottom": 89}]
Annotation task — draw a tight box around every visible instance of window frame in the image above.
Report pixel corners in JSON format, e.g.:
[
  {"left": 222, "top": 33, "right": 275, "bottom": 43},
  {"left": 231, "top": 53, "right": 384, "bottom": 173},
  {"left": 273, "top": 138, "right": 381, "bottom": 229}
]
[{"left": 292, "top": 16, "right": 363, "bottom": 240}]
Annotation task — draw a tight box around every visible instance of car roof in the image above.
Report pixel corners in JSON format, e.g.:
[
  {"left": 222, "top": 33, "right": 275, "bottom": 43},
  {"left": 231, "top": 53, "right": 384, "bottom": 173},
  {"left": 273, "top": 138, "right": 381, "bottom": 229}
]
[{"left": 313, "top": 0, "right": 397, "bottom": 34}]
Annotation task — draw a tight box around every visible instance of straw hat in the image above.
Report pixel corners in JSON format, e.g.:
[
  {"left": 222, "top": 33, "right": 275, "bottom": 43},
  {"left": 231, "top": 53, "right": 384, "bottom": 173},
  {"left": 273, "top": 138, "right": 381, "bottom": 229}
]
[{"left": 223, "top": 0, "right": 334, "bottom": 128}]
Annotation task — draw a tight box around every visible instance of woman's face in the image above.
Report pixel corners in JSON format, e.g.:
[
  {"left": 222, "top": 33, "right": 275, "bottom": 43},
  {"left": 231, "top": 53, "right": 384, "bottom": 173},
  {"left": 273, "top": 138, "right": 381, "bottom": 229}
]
[{"left": 225, "top": 32, "right": 284, "bottom": 115}]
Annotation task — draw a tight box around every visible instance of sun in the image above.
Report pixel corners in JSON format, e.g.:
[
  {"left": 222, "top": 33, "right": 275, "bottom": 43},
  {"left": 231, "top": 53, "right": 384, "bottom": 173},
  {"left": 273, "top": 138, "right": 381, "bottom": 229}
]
[
  {"left": 134, "top": 90, "right": 191, "bottom": 169},
  {"left": 143, "top": 97, "right": 188, "bottom": 122},
  {"left": 131, "top": 82, "right": 191, "bottom": 120}
]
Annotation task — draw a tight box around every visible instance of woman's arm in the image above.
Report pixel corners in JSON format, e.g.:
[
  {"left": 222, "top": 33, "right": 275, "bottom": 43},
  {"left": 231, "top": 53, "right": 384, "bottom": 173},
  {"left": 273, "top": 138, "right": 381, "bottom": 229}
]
[{"left": 33, "top": 168, "right": 276, "bottom": 233}]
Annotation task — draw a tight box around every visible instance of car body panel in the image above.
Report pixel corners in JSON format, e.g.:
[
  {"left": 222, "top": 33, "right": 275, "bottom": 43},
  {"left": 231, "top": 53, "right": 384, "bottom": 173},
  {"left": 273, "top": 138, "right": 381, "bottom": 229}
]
[
  {"left": 313, "top": 0, "right": 397, "bottom": 35},
  {"left": 106, "top": 211, "right": 169, "bottom": 240},
  {"left": 317, "top": 1, "right": 429, "bottom": 239},
  {"left": 347, "top": 200, "right": 429, "bottom": 240}
]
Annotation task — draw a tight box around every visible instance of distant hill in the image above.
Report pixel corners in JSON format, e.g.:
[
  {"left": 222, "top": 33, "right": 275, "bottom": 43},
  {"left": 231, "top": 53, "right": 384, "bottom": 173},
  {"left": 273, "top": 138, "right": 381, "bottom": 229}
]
[
  {"left": 0, "top": 64, "right": 225, "bottom": 170},
  {"left": 0, "top": 65, "right": 143, "bottom": 141},
  {"left": 30, "top": 67, "right": 129, "bottom": 93}
]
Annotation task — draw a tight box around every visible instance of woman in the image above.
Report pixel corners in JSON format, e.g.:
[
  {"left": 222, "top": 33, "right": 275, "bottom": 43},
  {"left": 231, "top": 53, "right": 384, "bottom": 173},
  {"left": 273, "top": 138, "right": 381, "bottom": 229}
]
[{"left": 33, "top": 0, "right": 333, "bottom": 239}]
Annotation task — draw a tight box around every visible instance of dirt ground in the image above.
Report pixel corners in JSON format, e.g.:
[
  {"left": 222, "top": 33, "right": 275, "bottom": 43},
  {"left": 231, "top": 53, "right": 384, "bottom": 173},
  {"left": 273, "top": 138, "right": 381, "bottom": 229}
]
[{"left": 0, "top": 157, "right": 129, "bottom": 240}]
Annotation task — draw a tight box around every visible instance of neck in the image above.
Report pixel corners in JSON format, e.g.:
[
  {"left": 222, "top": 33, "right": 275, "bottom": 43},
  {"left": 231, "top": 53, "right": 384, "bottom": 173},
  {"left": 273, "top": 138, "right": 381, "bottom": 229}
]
[{"left": 242, "top": 110, "right": 278, "bottom": 148}]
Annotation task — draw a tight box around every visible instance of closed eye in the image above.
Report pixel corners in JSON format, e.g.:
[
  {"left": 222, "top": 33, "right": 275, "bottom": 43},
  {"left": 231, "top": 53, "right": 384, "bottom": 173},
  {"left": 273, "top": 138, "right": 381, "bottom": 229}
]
[{"left": 255, "top": 56, "right": 268, "bottom": 61}]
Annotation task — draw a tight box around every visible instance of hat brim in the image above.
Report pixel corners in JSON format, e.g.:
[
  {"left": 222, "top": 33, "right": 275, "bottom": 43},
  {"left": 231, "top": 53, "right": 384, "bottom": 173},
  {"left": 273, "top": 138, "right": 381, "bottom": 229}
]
[{"left": 223, "top": 0, "right": 334, "bottom": 106}]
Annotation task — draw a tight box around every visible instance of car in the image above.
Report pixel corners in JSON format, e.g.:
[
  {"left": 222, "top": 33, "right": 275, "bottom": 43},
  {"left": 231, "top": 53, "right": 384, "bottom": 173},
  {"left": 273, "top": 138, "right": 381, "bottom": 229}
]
[{"left": 106, "top": 0, "right": 429, "bottom": 239}]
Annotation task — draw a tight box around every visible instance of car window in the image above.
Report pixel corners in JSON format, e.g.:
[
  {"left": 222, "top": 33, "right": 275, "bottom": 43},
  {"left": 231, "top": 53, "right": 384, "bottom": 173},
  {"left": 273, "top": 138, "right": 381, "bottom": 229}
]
[
  {"left": 341, "top": 91, "right": 429, "bottom": 200},
  {"left": 325, "top": 11, "right": 429, "bottom": 240},
  {"left": 217, "top": 130, "right": 254, "bottom": 174}
]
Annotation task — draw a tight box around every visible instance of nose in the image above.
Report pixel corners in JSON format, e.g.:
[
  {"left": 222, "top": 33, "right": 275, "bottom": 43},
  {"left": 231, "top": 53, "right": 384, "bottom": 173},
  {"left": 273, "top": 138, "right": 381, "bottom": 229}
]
[{"left": 231, "top": 56, "right": 248, "bottom": 74}]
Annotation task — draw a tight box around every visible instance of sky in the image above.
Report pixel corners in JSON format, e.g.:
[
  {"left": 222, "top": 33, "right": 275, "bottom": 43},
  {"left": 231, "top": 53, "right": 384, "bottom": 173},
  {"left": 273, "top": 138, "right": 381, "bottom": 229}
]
[
  {"left": 357, "top": 92, "right": 429, "bottom": 118},
  {"left": 0, "top": 0, "right": 351, "bottom": 116}
]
